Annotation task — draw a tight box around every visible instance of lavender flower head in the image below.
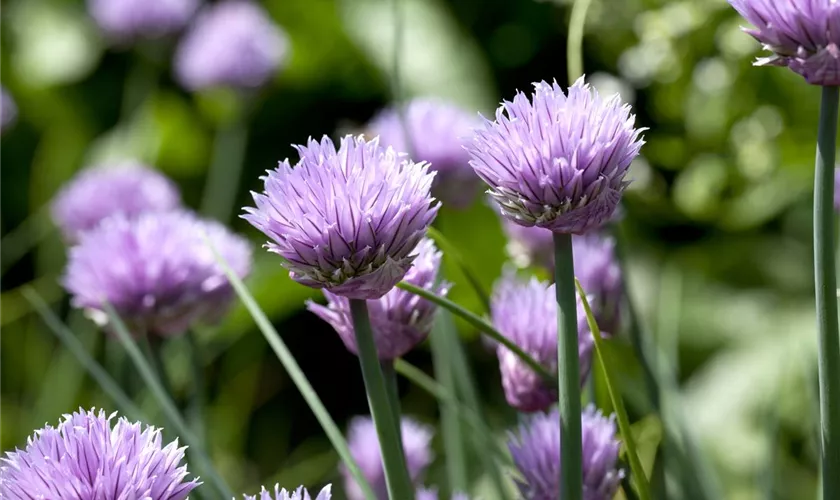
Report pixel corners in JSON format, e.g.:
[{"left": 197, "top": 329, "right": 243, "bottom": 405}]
[
  {"left": 63, "top": 210, "right": 252, "bottom": 336},
  {"left": 573, "top": 233, "right": 623, "bottom": 335},
  {"left": 729, "top": 0, "right": 840, "bottom": 86},
  {"left": 244, "top": 135, "right": 439, "bottom": 299},
  {"left": 467, "top": 77, "right": 644, "bottom": 234},
  {"left": 343, "top": 416, "right": 433, "bottom": 500},
  {"left": 835, "top": 168, "right": 840, "bottom": 211},
  {"left": 416, "top": 489, "right": 470, "bottom": 500},
  {"left": 175, "top": 0, "right": 289, "bottom": 91},
  {"left": 242, "top": 484, "right": 332, "bottom": 500},
  {"left": 508, "top": 406, "right": 624, "bottom": 500},
  {"left": 1, "top": 87, "right": 17, "bottom": 134},
  {"left": 492, "top": 273, "right": 594, "bottom": 412},
  {"left": 368, "top": 98, "right": 480, "bottom": 209},
  {"left": 51, "top": 162, "right": 181, "bottom": 243},
  {"left": 87, "top": 0, "right": 198, "bottom": 40},
  {"left": 501, "top": 219, "right": 555, "bottom": 270},
  {"left": 307, "top": 238, "right": 448, "bottom": 359},
  {"left": 0, "top": 408, "right": 199, "bottom": 499}
]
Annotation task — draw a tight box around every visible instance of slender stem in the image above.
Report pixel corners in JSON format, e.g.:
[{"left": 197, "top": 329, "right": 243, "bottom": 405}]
[
  {"left": 101, "top": 303, "right": 233, "bottom": 499},
  {"left": 22, "top": 287, "right": 144, "bottom": 421},
  {"left": 814, "top": 85, "right": 840, "bottom": 500},
  {"left": 381, "top": 360, "right": 406, "bottom": 454},
  {"left": 0, "top": 206, "right": 54, "bottom": 276},
  {"left": 350, "top": 299, "right": 415, "bottom": 500},
  {"left": 200, "top": 115, "right": 250, "bottom": 223},
  {"left": 553, "top": 233, "right": 582, "bottom": 500},
  {"left": 187, "top": 329, "right": 207, "bottom": 445},
  {"left": 144, "top": 335, "right": 175, "bottom": 398},
  {"left": 397, "top": 282, "right": 554, "bottom": 384},
  {"left": 426, "top": 227, "right": 491, "bottom": 312},
  {"left": 121, "top": 55, "right": 158, "bottom": 120},
  {"left": 205, "top": 235, "right": 377, "bottom": 500},
  {"left": 566, "top": 0, "right": 594, "bottom": 84},
  {"left": 430, "top": 312, "right": 469, "bottom": 493}
]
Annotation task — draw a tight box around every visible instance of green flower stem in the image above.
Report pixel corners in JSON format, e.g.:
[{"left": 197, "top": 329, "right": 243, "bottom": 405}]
[
  {"left": 397, "top": 282, "right": 554, "bottom": 384},
  {"left": 566, "top": 0, "right": 594, "bottom": 84},
  {"left": 426, "top": 227, "right": 491, "bottom": 311},
  {"left": 22, "top": 287, "right": 144, "bottom": 422},
  {"left": 102, "top": 302, "right": 233, "bottom": 499},
  {"left": 576, "top": 279, "right": 651, "bottom": 500},
  {"left": 205, "top": 235, "right": 377, "bottom": 500},
  {"left": 381, "top": 360, "right": 406, "bottom": 454},
  {"left": 814, "top": 85, "right": 840, "bottom": 500},
  {"left": 350, "top": 299, "right": 415, "bottom": 500},
  {"left": 200, "top": 113, "right": 249, "bottom": 223},
  {"left": 553, "top": 233, "right": 582, "bottom": 500},
  {"left": 187, "top": 329, "right": 207, "bottom": 445}
]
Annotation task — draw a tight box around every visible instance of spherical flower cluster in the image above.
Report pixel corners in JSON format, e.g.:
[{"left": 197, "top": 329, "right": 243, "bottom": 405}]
[
  {"left": 175, "top": 0, "right": 289, "bottom": 91},
  {"left": 572, "top": 233, "right": 623, "bottom": 335},
  {"left": 491, "top": 272, "right": 594, "bottom": 412},
  {"left": 508, "top": 406, "right": 624, "bottom": 500},
  {"left": 1, "top": 86, "right": 17, "bottom": 134},
  {"left": 308, "top": 238, "right": 449, "bottom": 359},
  {"left": 243, "top": 484, "right": 332, "bottom": 500},
  {"left": 0, "top": 408, "right": 199, "bottom": 499},
  {"left": 51, "top": 162, "right": 181, "bottom": 242},
  {"left": 244, "top": 135, "right": 439, "bottom": 299},
  {"left": 416, "top": 488, "right": 470, "bottom": 500},
  {"left": 63, "top": 210, "right": 252, "bottom": 336},
  {"left": 467, "top": 77, "right": 644, "bottom": 234},
  {"left": 368, "top": 98, "right": 480, "bottom": 209},
  {"left": 729, "top": 0, "right": 840, "bottom": 86},
  {"left": 342, "top": 416, "right": 434, "bottom": 500},
  {"left": 87, "top": 0, "right": 198, "bottom": 40}
]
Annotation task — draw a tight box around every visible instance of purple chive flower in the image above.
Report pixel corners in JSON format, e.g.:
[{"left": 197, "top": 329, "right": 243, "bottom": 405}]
[
  {"left": 0, "top": 408, "right": 199, "bottom": 499},
  {"left": 467, "top": 77, "right": 644, "bottom": 235},
  {"left": 508, "top": 406, "right": 624, "bottom": 500},
  {"left": 51, "top": 162, "right": 181, "bottom": 243},
  {"left": 87, "top": 0, "right": 198, "bottom": 40},
  {"left": 501, "top": 218, "right": 555, "bottom": 271},
  {"left": 573, "top": 233, "right": 622, "bottom": 335},
  {"left": 367, "top": 98, "right": 481, "bottom": 209},
  {"left": 244, "top": 135, "right": 439, "bottom": 300},
  {"left": 242, "top": 484, "right": 332, "bottom": 500},
  {"left": 492, "top": 273, "right": 594, "bottom": 412},
  {"left": 1, "top": 87, "right": 17, "bottom": 134},
  {"left": 416, "top": 489, "right": 470, "bottom": 500},
  {"left": 835, "top": 169, "right": 840, "bottom": 211},
  {"left": 307, "top": 238, "right": 449, "bottom": 360},
  {"left": 175, "top": 0, "right": 289, "bottom": 91},
  {"left": 729, "top": 0, "right": 840, "bottom": 86},
  {"left": 342, "top": 416, "right": 434, "bottom": 500},
  {"left": 63, "top": 210, "right": 252, "bottom": 336}
]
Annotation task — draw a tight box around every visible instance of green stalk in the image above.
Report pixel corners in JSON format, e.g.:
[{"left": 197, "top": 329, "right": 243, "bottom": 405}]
[
  {"left": 200, "top": 115, "right": 249, "bottom": 223},
  {"left": 187, "top": 329, "right": 207, "bottom": 444},
  {"left": 102, "top": 303, "right": 233, "bottom": 499},
  {"left": 566, "top": 0, "right": 594, "bottom": 84},
  {"left": 350, "top": 299, "right": 415, "bottom": 500},
  {"left": 381, "top": 360, "right": 406, "bottom": 454},
  {"left": 397, "top": 282, "right": 554, "bottom": 384},
  {"left": 23, "top": 287, "right": 144, "bottom": 421},
  {"left": 426, "top": 227, "right": 491, "bottom": 311},
  {"left": 576, "top": 279, "right": 652, "bottom": 500},
  {"left": 553, "top": 233, "right": 582, "bottom": 500},
  {"left": 205, "top": 235, "right": 377, "bottom": 499},
  {"left": 430, "top": 312, "right": 469, "bottom": 493},
  {"left": 814, "top": 85, "right": 840, "bottom": 500}
]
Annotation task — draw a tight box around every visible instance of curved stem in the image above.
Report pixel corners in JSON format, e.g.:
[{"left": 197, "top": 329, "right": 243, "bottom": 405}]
[
  {"left": 814, "top": 85, "right": 840, "bottom": 500},
  {"left": 200, "top": 114, "right": 249, "bottom": 223},
  {"left": 567, "top": 0, "right": 594, "bottom": 84},
  {"left": 350, "top": 299, "right": 415, "bottom": 500},
  {"left": 553, "top": 233, "right": 581, "bottom": 500}
]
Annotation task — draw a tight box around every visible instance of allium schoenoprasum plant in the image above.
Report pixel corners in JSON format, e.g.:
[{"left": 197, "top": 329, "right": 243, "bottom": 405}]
[
  {"left": 729, "top": 1, "right": 840, "bottom": 498},
  {"left": 241, "top": 484, "right": 333, "bottom": 500},
  {"left": 0, "top": 86, "right": 17, "bottom": 135},
  {"left": 86, "top": 0, "right": 197, "bottom": 41}
]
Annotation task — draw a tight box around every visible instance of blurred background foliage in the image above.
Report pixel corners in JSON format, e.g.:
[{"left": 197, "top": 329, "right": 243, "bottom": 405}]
[{"left": 0, "top": 0, "right": 827, "bottom": 498}]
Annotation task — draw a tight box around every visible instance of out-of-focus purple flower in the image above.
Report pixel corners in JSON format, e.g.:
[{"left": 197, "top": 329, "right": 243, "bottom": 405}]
[
  {"left": 307, "top": 238, "right": 449, "bottom": 360},
  {"left": 1, "top": 87, "right": 17, "bottom": 134},
  {"left": 175, "top": 0, "right": 289, "bottom": 91},
  {"left": 367, "top": 98, "right": 480, "bottom": 209},
  {"left": 342, "top": 416, "right": 433, "bottom": 500},
  {"left": 491, "top": 273, "right": 594, "bottom": 412},
  {"left": 835, "top": 169, "right": 840, "bottom": 211},
  {"left": 87, "top": 0, "right": 198, "bottom": 40},
  {"left": 729, "top": 0, "right": 840, "bottom": 86},
  {"left": 244, "top": 135, "right": 439, "bottom": 299},
  {"left": 242, "top": 484, "right": 332, "bottom": 500},
  {"left": 0, "top": 408, "right": 199, "bottom": 499},
  {"left": 508, "top": 406, "right": 624, "bottom": 500},
  {"left": 416, "top": 488, "right": 470, "bottom": 500},
  {"left": 501, "top": 218, "right": 555, "bottom": 270},
  {"left": 63, "top": 210, "right": 252, "bottom": 336},
  {"left": 572, "top": 233, "right": 622, "bottom": 335},
  {"left": 51, "top": 162, "right": 181, "bottom": 243},
  {"left": 467, "top": 77, "right": 644, "bottom": 235}
]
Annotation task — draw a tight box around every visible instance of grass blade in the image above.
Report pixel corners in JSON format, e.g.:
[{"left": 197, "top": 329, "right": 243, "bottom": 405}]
[{"left": 576, "top": 279, "right": 652, "bottom": 500}]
